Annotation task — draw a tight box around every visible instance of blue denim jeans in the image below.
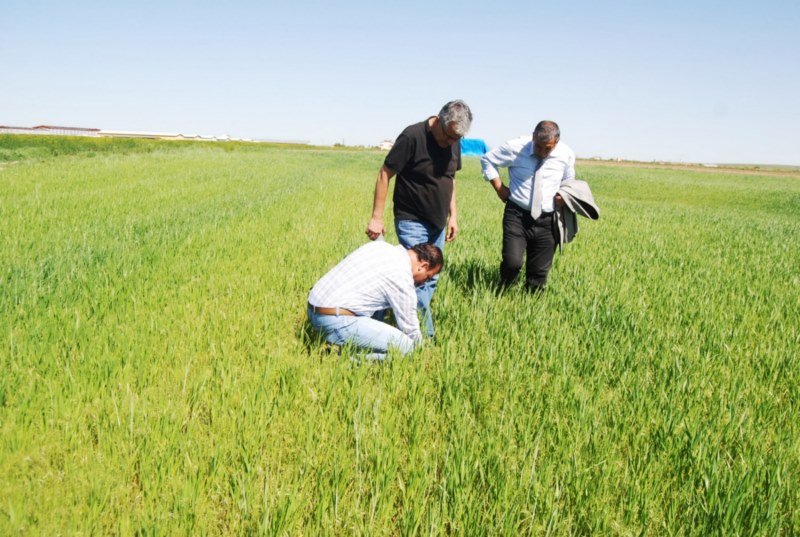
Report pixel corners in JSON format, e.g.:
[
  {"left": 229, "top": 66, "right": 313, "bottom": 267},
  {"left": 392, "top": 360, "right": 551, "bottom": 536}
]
[
  {"left": 307, "top": 306, "right": 415, "bottom": 360},
  {"left": 395, "top": 219, "right": 446, "bottom": 338}
]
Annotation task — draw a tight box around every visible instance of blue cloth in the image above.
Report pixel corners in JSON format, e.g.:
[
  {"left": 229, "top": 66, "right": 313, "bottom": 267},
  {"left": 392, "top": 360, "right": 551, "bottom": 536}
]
[
  {"left": 394, "top": 219, "right": 446, "bottom": 338},
  {"left": 307, "top": 305, "right": 415, "bottom": 360},
  {"left": 460, "top": 138, "right": 489, "bottom": 157}
]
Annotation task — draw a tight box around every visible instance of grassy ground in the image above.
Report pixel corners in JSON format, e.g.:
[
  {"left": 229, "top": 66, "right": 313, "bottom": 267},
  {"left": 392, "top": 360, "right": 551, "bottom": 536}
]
[{"left": 1, "top": 136, "right": 798, "bottom": 534}]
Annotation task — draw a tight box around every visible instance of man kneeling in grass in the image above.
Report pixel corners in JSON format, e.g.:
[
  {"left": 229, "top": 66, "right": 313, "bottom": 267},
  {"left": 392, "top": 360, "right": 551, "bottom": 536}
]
[{"left": 307, "top": 242, "right": 442, "bottom": 360}]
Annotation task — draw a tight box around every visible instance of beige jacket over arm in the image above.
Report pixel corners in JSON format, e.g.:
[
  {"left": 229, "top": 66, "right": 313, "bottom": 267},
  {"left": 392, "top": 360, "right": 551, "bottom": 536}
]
[{"left": 555, "top": 180, "right": 600, "bottom": 253}]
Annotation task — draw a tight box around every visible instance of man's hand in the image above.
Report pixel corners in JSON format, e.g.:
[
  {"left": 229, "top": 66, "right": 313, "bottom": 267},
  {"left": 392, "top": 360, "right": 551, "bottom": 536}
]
[
  {"left": 367, "top": 166, "right": 395, "bottom": 241},
  {"left": 446, "top": 219, "right": 459, "bottom": 242},
  {"left": 366, "top": 217, "right": 384, "bottom": 240},
  {"left": 496, "top": 184, "right": 510, "bottom": 203},
  {"left": 554, "top": 193, "right": 564, "bottom": 208},
  {"left": 490, "top": 178, "right": 509, "bottom": 203}
]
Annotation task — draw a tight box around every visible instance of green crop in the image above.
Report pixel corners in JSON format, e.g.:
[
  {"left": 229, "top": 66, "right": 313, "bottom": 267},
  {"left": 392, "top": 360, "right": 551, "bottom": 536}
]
[{"left": 1, "top": 137, "right": 798, "bottom": 535}]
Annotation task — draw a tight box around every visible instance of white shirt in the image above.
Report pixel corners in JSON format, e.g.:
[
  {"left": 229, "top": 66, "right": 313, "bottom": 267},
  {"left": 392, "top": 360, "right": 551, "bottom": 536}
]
[
  {"left": 308, "top": 241, "right": 422, "bottom": 342},
  {"left": 481, "top": 137, "right": 576, "bottom": 213}
]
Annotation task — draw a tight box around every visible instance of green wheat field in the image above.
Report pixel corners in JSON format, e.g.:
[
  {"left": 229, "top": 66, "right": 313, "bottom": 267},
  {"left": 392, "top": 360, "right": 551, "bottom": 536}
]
[{"left": 1, "top": 135, "right": 799, "bottom": 535}]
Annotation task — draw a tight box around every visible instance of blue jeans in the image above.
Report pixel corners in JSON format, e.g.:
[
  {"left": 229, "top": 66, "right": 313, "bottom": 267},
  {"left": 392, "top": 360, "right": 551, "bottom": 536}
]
[
  {"left": 395, "top": 219, "right": 446, "bottom": 338},
  {"left": 307, "top": 306, "right": 415, "bottom": 360}
]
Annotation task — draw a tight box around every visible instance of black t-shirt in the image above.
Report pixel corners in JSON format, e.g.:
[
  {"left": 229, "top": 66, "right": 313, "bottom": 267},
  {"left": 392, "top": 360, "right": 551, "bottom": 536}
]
[{"left": 384, "top": 118, "right": 462, "bottom": 230}]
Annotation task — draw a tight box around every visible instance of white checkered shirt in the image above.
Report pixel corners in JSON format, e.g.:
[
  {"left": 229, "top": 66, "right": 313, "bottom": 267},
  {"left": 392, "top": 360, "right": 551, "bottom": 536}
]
[{"left": 308, "top": 241, "right": 422, "bottom": 342}]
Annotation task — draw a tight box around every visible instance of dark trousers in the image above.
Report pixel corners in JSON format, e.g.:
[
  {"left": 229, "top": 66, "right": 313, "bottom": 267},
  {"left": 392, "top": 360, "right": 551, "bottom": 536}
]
[{"left": 500, "top": 202, "right": 556, "bottom": 291}]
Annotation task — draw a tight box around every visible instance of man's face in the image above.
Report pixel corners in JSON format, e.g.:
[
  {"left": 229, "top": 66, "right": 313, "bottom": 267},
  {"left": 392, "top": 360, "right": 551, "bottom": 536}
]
[
  {"left": 533, "top": 137, "right": 557, "bottom": 159},
  {"left": 413, "top": 263, "right": 441, "bottom": 285},
  {"left": 435, "top": 119, "right": 463, "bottom": 148}
]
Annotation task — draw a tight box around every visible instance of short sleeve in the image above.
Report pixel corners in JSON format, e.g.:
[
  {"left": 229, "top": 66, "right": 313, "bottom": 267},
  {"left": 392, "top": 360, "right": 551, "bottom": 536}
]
[{"left": 384, "top": 132, "right": 414, "bottom": 175}]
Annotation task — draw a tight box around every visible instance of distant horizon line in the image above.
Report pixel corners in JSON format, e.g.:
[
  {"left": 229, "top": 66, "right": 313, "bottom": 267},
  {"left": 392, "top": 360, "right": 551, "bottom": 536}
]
[
  {"left": 2, "top": 123, "right": 798, "bottom": 170},
  {"left": 0, "top": 123, "right": 309, "bottom": 145}
]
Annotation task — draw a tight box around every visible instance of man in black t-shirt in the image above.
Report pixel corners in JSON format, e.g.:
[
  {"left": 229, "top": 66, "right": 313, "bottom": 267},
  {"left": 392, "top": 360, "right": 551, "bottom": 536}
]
[{"left": 365, "top": 100, "right": 473, "bottom": 338}]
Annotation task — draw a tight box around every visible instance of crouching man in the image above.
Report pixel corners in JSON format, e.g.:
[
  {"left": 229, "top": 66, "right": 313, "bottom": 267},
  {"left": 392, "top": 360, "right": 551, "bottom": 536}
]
[{"left": 307, "top": 241, "right": 443, "bottom": 359}]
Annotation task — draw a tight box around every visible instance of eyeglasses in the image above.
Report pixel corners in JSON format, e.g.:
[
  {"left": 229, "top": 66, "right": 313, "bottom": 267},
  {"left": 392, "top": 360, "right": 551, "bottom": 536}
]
[{"left": 439, "top": 120, "right": 463, "bottom": 144}]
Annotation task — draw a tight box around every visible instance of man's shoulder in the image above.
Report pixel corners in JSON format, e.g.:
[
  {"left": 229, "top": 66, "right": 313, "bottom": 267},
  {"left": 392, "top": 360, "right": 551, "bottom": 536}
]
[
  {"left": 503, "top": 135, "right": 533, "bottom": 154},
  {"left": 553, "top": 141, "right": 575, "bottom": 158},
  {"left": 359, "top": 240, "right": 405, "bottom": 255},
  {"left": 387, "top": 121, "right": 427, "bottom": 160},
  {"left": 399, "top": 119, "right": 429, "bottom": 138},
  {"left": 359, "top": 239, "right": 393, "bottom": 251},
  {"left": 365, "top": 242, "right": 410, "bottom": 276}
]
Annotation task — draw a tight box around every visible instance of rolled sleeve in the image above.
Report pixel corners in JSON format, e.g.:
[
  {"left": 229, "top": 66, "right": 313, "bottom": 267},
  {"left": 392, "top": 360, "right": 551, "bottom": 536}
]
[
  {"left": 481, "top": 142, "right": 517, "bottom": 181},
  {"left": 387, "top": 282, "right": 423, "bottom": 344},
  {"left": 384, "top": 133, "right": 412, "bottom": 175},
  {"left": 563, "top": 152, "right": 576, "bottom": 182}
]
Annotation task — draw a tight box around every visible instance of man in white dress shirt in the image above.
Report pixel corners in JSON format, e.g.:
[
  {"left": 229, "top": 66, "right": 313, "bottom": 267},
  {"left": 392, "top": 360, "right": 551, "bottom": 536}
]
[
  {"left": 307, "top": 241, "right": 443, "bottom": 359},
  {"left": 480, "top": 120, "right": 576, "bottom": 292}
]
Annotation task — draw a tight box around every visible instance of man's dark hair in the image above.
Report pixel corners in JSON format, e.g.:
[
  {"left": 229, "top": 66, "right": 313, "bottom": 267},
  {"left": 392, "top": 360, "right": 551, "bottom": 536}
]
[
  {"left": 533, "top": 120, "right": 560, "bottom": 143},
  {"left": 411, "top": 243, "right": 443, "bottom": 269}
]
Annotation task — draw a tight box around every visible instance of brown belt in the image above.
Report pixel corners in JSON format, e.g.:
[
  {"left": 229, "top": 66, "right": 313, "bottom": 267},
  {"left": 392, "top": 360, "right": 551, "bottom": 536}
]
[{"left": 308, "top": 303, "right": 356, "bottom": 316}]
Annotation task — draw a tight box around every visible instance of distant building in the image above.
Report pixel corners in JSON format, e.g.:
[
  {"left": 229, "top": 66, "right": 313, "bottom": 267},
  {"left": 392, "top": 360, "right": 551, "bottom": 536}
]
[
  {"left": 98, "top": 130, "right": 179, "bottom": 139},
  {"left": 0, "top": 125, "right": 32, "bottom": 135},
  {"left": 0, "top": 125, "right": 100, "bottom": 136},
  {"left": 1, "top": 124, "right": 302, "bottom": 144},
  {"left": 378, "top": 139, "right": 394, "bottom": 151},
  {"left": 98, "top": 131, "right": 235, "bottom": 142}
]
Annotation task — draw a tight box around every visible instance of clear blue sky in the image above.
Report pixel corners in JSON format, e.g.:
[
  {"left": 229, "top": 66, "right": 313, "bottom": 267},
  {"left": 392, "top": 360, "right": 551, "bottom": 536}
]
[{"left": 3, "top": 0, "right": 799, "bottom": 164}]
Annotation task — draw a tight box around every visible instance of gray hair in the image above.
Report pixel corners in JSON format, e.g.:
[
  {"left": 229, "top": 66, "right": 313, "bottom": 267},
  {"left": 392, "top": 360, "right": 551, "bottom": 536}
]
[
  {"left": 438, "top": 100, "right": 473, "bottom": 137},
  {"left": 533, "top": 120, "right": 560, "bottom": 143}
]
